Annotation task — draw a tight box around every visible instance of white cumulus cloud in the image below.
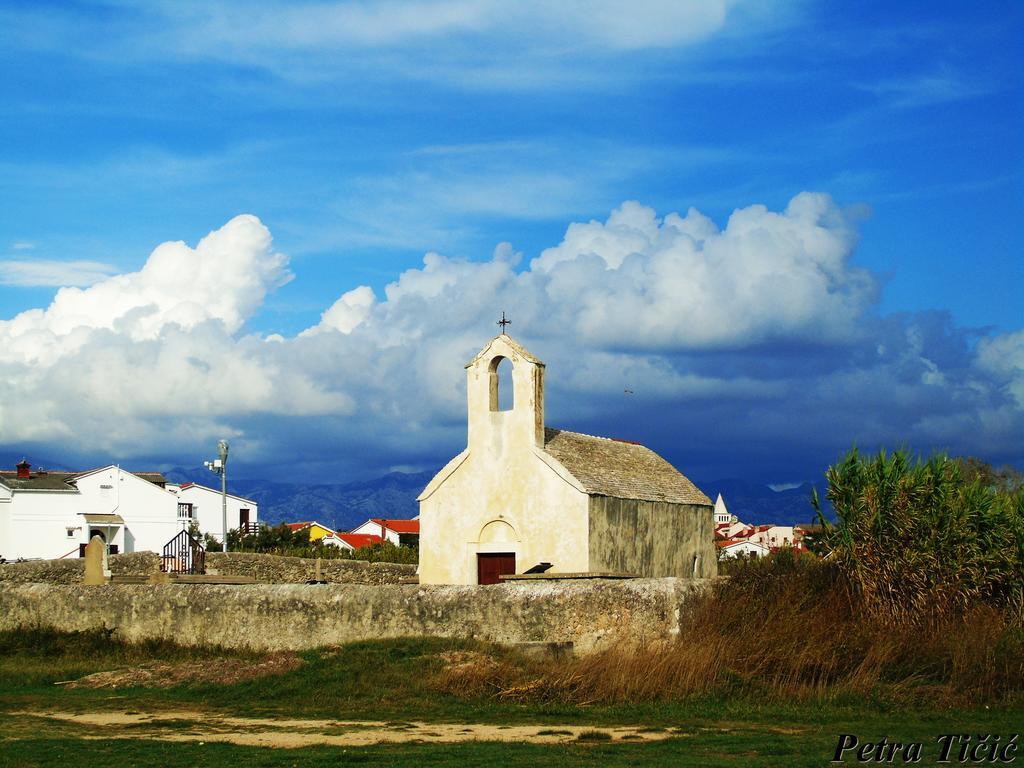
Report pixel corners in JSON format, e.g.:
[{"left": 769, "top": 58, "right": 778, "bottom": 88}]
[
  {"left": 527, "top": 193, "right": 874, "bottom": 349},
  {"left": 0, "top": 214, "right": 291, "bottom": 365},
  {"left": 0, "top": 216, "right": 342, "bottom": 455},
  {"left": 975, "top": 330, "right": 1024, "bottom": 407},
  {"left": 0, "top": 194, "right": 1021, "bottom": 481},
  {"left": 303, "top": 285, "right": 377, "bottom": 336}
]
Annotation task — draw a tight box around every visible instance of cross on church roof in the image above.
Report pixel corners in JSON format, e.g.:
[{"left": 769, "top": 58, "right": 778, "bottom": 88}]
[{"left": 497, "top": 311, "right": 511, "bottom": 334}]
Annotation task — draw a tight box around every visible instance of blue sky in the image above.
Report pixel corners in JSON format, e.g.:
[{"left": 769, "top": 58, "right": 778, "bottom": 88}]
[{"left": 0, "top": 1, "right": 1021, "bottom": 485}]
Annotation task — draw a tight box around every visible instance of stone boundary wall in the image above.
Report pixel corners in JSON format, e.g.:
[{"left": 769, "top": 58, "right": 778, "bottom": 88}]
[
  {"left": 0, "top": 579, "right": 712, "bottom": 653},
  {"left": 0, "top": 553, "right": 160, "bottom": 585},
  {"left": 0, "top": 552, "right": 415, "bottom": 585},
  {"left": 206, "top": 552, "right": 415, "bottom": 585}
]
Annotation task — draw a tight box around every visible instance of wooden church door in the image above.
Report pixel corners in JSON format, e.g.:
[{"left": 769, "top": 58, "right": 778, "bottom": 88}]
[{"left": 477, "top": 553, "right": 516, "bottom": 585}]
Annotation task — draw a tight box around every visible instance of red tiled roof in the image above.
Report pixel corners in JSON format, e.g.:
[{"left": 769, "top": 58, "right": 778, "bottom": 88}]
[
  {"left": 372, "top": 518, "right": 419, "bottom": 534},
  {"left": 717, "top": 538, "right": 768, "bottom": 549},
  {"left": 337, "top": 533, "right": 383, "bottom": 549}
]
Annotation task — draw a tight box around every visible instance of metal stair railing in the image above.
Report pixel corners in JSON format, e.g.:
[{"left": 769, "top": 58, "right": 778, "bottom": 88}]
[{"left": 161, "top": 530, "right": 206, "bottom": 575}]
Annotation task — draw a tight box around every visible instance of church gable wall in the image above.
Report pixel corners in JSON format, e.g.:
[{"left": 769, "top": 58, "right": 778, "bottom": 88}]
[
  {"left": 587, "top": 496, "right": 717, "bottom": 578},
  {"left": 418, "top": 448, "right": 589, "bottom": 585}
]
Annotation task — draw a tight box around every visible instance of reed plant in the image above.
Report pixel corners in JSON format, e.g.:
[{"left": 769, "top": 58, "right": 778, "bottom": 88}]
[{"left": 812, "top": 449, "right": 1024, "bottom": 623}]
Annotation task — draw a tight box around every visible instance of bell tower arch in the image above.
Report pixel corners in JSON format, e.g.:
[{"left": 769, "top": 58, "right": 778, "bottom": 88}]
[{"left": 465, "top": 334, "right": 545, "bottom": 451}]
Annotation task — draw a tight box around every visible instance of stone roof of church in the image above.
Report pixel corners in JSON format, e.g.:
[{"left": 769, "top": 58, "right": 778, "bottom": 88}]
[{"left": 542, "top": 428, "right": 712, "bottom": 506}]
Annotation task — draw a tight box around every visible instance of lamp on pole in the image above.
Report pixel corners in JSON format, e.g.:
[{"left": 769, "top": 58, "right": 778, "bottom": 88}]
[{"left": 204, "top": 439, "right": 229, "bottom": 553}]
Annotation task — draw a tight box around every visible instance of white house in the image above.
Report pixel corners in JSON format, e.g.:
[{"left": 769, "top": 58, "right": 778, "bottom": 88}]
[
  {"left": 717, "top": 520, "right": 749, "bottom": 539},
  {"left": 748, "top": 524, "right": 796, "bottom": 549},
  {"left": 1, "top": 459, "right": 261, "bottom": 560},
  {"left": 172, "top": 482, "right": 259, "bottom": 541},
  {"left": 717, "top": 538, "right": 771, "bottom": 559},
  {"left": 0, "top": 460, "right": 180, "bottom": 560},
  {"left": 349, "top": 518, "right": 419, "bottom": 546}
]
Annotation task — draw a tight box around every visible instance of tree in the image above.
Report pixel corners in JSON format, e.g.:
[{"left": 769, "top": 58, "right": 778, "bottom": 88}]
[{"left": 953, "top": 456, "right": 1024, "bottom": 494}]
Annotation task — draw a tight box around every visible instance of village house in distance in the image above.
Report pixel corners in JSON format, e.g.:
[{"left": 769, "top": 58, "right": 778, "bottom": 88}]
[
  {"left": 418, "top": 332, "right": 716, "bottom": 585},
  {"left": 712, "top": 493, "right": 816, "bottom": 559},
  {"left": 0, "top": 461, "right": 258, "bottom": 560}
]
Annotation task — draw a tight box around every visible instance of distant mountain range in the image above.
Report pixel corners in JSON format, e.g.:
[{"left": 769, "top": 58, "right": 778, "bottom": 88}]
[
  {"left": 164, "top": 466, "right": 831, "bottom": 532},
  {"left": 164, "top": 466, "right": 432, "bottom": 532},
  {"left": 700, "top": 478, "right": 832, "bottom": 526}
]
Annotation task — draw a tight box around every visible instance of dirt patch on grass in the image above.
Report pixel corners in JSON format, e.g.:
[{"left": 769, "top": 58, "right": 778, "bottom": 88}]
[
  {"left": 437, "top": 650, "right": 504, "bottom": 675},
  {"left": 61, "top": 653, "right": 302, "bottom": 689},
  {"left": 14, "top": 710, "right": 674, "bottom": 747}
]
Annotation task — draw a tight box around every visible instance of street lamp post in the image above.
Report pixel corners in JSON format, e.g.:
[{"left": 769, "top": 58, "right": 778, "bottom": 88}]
[{"left": 204, "top": 440, "right": 229, "bottom": 553}]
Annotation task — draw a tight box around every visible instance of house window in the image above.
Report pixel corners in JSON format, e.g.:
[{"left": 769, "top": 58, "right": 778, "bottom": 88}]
[
  {"left": 66, "top": 527, "right": 76, "bottom": 538},
  {"left": 178, "top": 503, "right": 193, "bottom": 519}
]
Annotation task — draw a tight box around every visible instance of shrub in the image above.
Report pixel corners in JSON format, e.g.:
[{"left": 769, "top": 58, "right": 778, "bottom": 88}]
[
  {"left": 812, "top": 448, "right": 1024, "bottom": 623},
  {"left": 224, "top": 524, "right": 419, "bottom": 564}
]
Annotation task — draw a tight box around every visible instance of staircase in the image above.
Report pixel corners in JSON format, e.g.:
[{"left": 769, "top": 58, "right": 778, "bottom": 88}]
[{"left": 160, "top": 530, "right": 206, "bottom": 575}]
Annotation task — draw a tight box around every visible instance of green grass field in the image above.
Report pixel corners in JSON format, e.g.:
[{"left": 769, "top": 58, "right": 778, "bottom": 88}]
[{"left": 0, "top": 629, "right": 1020, "bottom": 767}]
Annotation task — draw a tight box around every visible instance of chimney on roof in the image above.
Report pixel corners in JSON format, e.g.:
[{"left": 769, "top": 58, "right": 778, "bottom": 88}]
[{"left": 16, "top": 459, "right": 30, "bottom": 479}]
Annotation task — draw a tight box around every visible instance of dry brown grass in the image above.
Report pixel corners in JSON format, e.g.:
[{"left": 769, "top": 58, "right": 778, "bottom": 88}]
[
  {"left": 433, "top": 556, "right": 1024, "bottom": 707},
  {"left": 431, "top": 650, "right": 520, "bottom": 699}
]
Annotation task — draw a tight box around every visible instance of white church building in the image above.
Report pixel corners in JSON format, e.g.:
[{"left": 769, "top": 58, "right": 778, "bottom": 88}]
[{"left": 418, "top": 334, "right": 716, "bottom": 585}]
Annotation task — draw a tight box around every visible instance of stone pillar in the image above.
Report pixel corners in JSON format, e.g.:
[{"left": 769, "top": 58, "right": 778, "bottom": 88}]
[{"left": 82, "top": 535, "right": 108, "bottom": 585}]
